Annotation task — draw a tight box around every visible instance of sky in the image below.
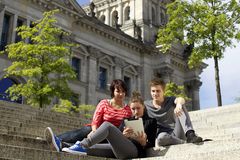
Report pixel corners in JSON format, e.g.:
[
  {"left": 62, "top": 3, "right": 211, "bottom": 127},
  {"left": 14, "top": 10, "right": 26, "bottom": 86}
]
[{"left": 77, "top": 0, "right": 240, "bottom": 109}]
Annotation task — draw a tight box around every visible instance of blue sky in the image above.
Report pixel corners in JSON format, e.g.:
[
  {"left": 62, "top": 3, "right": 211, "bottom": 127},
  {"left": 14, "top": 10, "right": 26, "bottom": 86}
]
[
  {"left": 77, "top": 0, "right": 89, "bottom": 6},
  {"left": 77, "top": 0, "right": 240, "bottom": 109}
]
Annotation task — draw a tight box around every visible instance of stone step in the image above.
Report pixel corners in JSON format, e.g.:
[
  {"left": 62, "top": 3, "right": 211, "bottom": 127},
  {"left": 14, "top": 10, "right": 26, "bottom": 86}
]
[
  {"left": 192, "top": 122, "right": 240, "bottom": 135},
  {"left": 0, "top": 116, "right": 82, "bottom": 134},
  {"left": 144, "top": 150, "right": 240, "bottom": 160},
  {"left": 0, "top": 101, "right": 90, "bottom": 124},
  {"left": 190, "top": 110, "right": 240, "bottom": 122},
  {"left": 195, "top": 126, "right": 240, "bottom": 140},
  {"left": 0, "top": 144, "right": 106, "bottom": 160},
  {"left": 189, "top": 104, "right": 240, "bottom": 118},
  {"left": 0, "top": 124, "right": 79, "bottom": 139},
  {"left": 145, "top": 138, "right": 240, "bottom": 159},
  {"left": 0, "top": 108, "right": 88, "bottom": 128},
  {"left": 0, "top": 157, "right": 21, "bottom": 160},
  {"left": 0, "top": 133, "right": 47, "bottom": 150}
]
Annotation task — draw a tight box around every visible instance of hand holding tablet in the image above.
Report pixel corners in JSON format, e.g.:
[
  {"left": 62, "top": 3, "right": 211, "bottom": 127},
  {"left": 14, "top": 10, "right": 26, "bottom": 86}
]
[{"left": 124, "top": 118, "right": 144, "bottom": 134}]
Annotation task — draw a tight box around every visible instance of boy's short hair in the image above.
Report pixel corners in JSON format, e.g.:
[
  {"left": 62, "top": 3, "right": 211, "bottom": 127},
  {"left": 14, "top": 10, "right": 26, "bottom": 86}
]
[{"left": 149, "top": 78, "right": 166, "bottom": 90}]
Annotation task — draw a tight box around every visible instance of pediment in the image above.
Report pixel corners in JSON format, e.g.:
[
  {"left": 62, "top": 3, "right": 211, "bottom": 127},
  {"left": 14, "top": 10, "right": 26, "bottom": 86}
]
[
  {"left": 124, "top": 65, "right": 138, "bottom": 75},
  {"left": 99, "top": 55, "right": 114, "bottom": 66},
  {"left": 51, "top": 0, "right": 86, "bottom": 16}
]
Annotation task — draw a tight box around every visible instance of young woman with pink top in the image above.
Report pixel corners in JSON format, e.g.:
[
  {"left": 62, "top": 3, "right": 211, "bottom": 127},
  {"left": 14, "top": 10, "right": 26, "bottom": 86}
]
[{"left": 44, "top": 79, "right": 132, "bottom": 152}]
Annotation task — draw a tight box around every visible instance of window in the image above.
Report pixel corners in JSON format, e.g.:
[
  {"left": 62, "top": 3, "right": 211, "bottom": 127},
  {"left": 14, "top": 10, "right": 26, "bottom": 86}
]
[
  {"left": 70, "top": 94, "right": 79, "bottom": 107},
  {"left": 0, "top": 78, "right": 22, "bottom": 103},
  {"left": 0, "top": 14, "right": 11, "bottom": 50},
  {"left": 124, "top": 6, "right": 130, "bottom": 21},
  {"left": 160, "top": 11, "right": 165, "bottom": 24},
  {"left": 72, "top": 57, "right": 81, "bottom": 80},
  {"left": 124, "top": 76, "right": 131, "bottom": 97},
  {"left": 152, "top": 7, "right": 156, "bottom": 25},
  {"left": 15, "top": 18, "right": 25, "bottom": 42},
  {"left": 99, "top": 67, "right": 107, "bottom": 90},
  {"left": 111, "top": 11, "right": 118, "bottom": 27},
  {"left": 100, "top": 15, "right": 106, "bottom": 23}
]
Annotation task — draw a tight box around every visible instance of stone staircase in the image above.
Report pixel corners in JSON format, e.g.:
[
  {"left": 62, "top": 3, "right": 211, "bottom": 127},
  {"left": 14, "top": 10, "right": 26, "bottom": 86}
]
[
  {"left": 144, "top": 103, "right": 240, "bottom": 160},
  {"left": 0, "top": 100, "right": 240, "bottom": 160},
  {"left": 0, "top": 101, "right": 103, "bottom": 160}
]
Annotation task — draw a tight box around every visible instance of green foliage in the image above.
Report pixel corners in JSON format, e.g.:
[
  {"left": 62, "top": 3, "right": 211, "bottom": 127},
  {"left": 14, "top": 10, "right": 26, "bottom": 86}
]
[
  {"left": 157, "top": 0, "right": 240, "bottom": 106},
  {"left": 164, "top": 82, "right": 191, "bottom": 101},
  {"left": 235, "top": 97, "right": 240, "bottom": 102},
  {"left": 52, "top": 99, "right": 79, "bottom": 114},
  {"left": 52, "top": 100, "right": 95, "bottom": 119},
  {"left": 157, "top": 0, "right": 240, "bottom": 68},
  {"left": 0, "top": 10, "right": 77, "bottom": 108},
  {"left": 78, "top": 104, "right": 96, "bottom": 119}
]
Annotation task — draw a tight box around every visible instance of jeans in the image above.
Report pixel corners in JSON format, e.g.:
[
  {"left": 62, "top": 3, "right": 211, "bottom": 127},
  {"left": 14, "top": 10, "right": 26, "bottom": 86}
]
[
  {"left": 81, "top": 122, "right": 138, "bottom": 159},
  {"left": 58, "top": 126, "right": 92, "bottom": 144},
  {"left": 156, "top": 106, "right": 193, "bottom": 146}
]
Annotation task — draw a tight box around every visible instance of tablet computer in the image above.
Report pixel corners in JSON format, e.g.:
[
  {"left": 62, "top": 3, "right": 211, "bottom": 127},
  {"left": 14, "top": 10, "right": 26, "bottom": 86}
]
[{"left": 124, "top": 118, "right": 144, "bottom": 134}]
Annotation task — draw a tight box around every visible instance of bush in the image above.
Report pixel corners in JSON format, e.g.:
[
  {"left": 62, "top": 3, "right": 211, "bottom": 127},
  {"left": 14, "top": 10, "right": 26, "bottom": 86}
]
[
  {"left": 78, "top": 104, "right": 96, "bottom": 119},
  {"left": 52, "top": 100, "right": 96, "bottom": 119},
  {"left": 52, "top": 99, "right": 79, "bottom": 114},
  {"left": 164, "top": 82, "right": 191, "bottom": 101}
]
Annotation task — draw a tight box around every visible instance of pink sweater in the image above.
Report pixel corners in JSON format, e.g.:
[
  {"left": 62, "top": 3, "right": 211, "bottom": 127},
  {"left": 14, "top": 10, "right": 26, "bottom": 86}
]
[{"left": 91, "top": 99, "right": 132, "bottom": 128}]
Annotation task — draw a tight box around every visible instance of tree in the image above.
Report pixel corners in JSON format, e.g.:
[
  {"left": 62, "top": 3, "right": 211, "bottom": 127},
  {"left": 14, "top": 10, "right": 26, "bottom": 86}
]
[
  {"left": 164, "top": 82, "right": 191, "bottom": 109},
  {"left": 1, "top": 10, "right": 76, "bottom": 108},
  {"left": 157, "top": 0, "right": 240, "bottom": 107},
  {"left": 164, "top": 82, "right": 190, "bottom": 101},
  {"left": 235, "top": 96, "right": 240, "bottom": 102}
]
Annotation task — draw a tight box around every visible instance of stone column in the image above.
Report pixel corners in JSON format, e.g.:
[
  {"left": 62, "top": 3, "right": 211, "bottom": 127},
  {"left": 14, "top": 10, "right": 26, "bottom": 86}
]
[
  {"left": 11, "top": 14, "right": 18, "bottom": 43},
  {"left": 148, "top": 0, "right": 152, "bottom": 24},
  {"left": 156, "top": 1, "right": 160, "bottom": 25},
  {"left": 0, "top": 3, "right": 5, "bottom": 41},
  {"left": 184, "top": 79, "right": 202, "bottom": 111},
  {"left": 129, "top": 0, "right": 135, "bottom": 19},
  {"left": 86, "top": 46, "right": 98, "bottom": 105},
  {"left": 136, "top": 65, "right": 143, "bottom": 96},
  {"left": 105, "top": 2, "right": 110, "bottom": 25},
  {"left": 114, "top": 56, "right": 125, "bottom": 79},
  {"left": 118, "top": 2, "right": 123, "bottom": 25}
]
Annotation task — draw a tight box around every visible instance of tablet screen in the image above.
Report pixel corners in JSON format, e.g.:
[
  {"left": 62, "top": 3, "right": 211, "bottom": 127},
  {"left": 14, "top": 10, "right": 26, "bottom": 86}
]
[{"left": 124, "top": 118, "right": 144, "bottom": 134}]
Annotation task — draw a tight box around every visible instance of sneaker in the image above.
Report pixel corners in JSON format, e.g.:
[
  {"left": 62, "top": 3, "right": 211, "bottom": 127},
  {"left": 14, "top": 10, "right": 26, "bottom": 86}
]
[
  {"left": 62, "top": 141, "right": 87, "bottom": 155},
  {"left": 44, "top": 127, "right": 62, "bottom": 152},
  {"left": 186, "top": 130, "right": 203, "bottom": 143}
]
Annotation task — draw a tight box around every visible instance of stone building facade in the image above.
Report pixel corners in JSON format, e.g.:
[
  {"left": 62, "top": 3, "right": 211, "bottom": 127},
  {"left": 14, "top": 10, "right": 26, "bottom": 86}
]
[{"left": 0, "top": 0, "right": 205, "bottom": 110}]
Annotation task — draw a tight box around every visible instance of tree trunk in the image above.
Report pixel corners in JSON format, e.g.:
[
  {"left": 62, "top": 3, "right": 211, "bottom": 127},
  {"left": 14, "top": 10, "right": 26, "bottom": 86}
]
[
  {"left": 40, "top": 96, "right": 43, "bottom": 108},
  {"left": 213, "top": 56, "right": 222, "bottom": 106}
]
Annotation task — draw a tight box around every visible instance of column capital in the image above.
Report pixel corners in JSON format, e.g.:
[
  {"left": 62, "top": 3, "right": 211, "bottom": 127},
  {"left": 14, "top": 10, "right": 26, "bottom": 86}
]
[
  {"left": 114, "top": 56, "right": 126, "bottom": 68},
  {"left": 0, "top": 1, "right": 5, "bottom": 12},
  {"left": 184, "top": 79, "right": 202, "bottom": 90}
]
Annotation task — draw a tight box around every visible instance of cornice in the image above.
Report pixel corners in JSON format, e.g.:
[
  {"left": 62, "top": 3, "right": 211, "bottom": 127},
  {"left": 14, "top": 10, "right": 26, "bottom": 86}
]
[
  {"left": 28, "top": 0, "right": 152, "bottom": 55},
  {"left": 170, "top": 59, "right": 188, "bottom": 71},
  {"left": 28, "top": 0, "right": 85, "bottom": 20},
  {"left": 76, "top": 17, "right": 146, "bottom": 53}
]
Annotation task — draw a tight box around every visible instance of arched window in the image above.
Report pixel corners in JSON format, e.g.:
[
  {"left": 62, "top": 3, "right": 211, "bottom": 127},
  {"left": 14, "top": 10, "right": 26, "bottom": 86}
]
[
  {"left": 111, "top": 10, "right": 118, "bottom": 27},
  {"left": 124, "top": 6, "right": 130, "bottom": 21},
  {"left": 152, "top": 7, "right": 156, "bottom": 25},
  {"left": 0, "top": 78, "right": 22, "bottom": 103},
  {"left": 100, "top": 15, "right": 106, "bottom": 23},
  {"left": 160, "top": 10, "right": 166, "bottom": 24}
]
